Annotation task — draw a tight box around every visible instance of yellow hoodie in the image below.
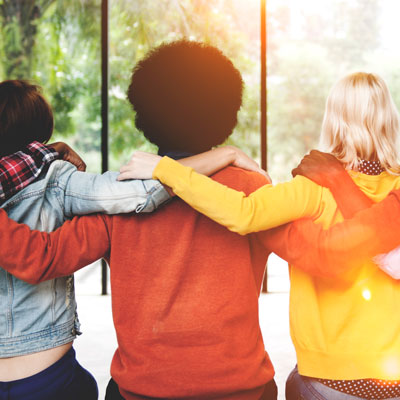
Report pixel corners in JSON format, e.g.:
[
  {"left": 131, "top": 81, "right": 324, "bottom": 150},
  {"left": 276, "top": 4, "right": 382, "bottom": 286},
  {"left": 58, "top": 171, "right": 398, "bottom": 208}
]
[{"left": 154, "top": 156, "right": 400, "bottom": 380}]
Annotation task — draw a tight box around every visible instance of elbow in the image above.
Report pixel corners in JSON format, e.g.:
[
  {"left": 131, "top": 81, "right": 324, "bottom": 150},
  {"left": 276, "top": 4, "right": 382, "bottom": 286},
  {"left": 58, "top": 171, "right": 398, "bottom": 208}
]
[
  {"left": 237, "top": 226, "right": 252, "bottom": 236},
  {"left": 232, "top": 214, "right": 259, "bottom": 235},
  {"left": 229, "top": 221, "right": 253, "bottom": 236}
]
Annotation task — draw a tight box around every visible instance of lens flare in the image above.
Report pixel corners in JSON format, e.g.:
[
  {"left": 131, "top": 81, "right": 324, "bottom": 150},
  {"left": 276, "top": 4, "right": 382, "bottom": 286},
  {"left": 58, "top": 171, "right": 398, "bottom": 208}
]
[
  {"left": 383, "top": 358, "right": 400, "bottom": 379},
  {"left": 362, "top": 288, "right": 371, "bottom": 301}
]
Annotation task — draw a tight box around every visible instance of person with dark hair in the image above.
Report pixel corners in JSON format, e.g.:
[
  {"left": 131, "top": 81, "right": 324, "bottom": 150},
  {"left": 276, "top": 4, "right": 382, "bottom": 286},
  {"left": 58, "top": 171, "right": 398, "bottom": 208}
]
[
  {"left": 0, "top": 80, "right": 54, "bottom": 156},
  {"left": 123, "top": 72, "right": 400, "bottom": 400},
  {"left": 127, "top": 40, "right": 243, "bottom": 154},
  {"left": 0, "top": 71, "right": 262, "bottom": 398},
  {"left": 0, "top": 41, "right": 278, "bottom": 400},
  {"left": 0, "top": 79, "right": 173, "bottom": 400},
  {"left": 2, "top": 43, "right": 398, "bottom": 400}
]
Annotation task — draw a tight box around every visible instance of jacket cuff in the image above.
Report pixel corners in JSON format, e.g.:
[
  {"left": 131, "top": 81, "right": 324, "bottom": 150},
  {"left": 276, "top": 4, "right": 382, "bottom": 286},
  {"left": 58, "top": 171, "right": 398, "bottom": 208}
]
[{"left": 135, "top": 180, "right": 171, "bottom": 213}]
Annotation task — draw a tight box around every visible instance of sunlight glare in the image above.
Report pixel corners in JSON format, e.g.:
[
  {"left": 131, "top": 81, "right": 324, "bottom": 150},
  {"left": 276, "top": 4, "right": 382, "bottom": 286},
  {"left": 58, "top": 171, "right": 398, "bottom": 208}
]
[
  {"left": 383, "top": 358, "right": 400, "bottom": 379},
  {"left": 362, "top": 289, "right": 371, "bottom": 301}
]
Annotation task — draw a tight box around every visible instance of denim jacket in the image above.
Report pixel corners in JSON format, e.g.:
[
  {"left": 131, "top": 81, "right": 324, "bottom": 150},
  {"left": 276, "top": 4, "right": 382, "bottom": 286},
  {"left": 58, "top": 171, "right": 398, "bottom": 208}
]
[{"left": 0, "top": 160, "right": 170, "bottom": 357}]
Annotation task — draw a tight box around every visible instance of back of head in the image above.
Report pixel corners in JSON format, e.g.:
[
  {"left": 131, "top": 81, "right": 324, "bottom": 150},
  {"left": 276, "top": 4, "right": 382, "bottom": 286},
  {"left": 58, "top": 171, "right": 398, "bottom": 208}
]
[
  {"left": 0, "top": 80, "right": 54, "bottom": 157},
  {"left": 319, "top": 72, "right": 400, "bottom": 173},
  {"left": 127, "top": 40, "right": 243, "bottom": 153}
]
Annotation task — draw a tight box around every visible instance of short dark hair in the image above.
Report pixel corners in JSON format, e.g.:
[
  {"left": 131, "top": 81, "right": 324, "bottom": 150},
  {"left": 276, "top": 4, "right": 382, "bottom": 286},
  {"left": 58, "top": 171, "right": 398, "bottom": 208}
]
[
  {"left": 0, "top": 80, "right": 54, "bottom": 157},
  {"left": 127, "top": 40, "right": 243, "bottom": 153}
]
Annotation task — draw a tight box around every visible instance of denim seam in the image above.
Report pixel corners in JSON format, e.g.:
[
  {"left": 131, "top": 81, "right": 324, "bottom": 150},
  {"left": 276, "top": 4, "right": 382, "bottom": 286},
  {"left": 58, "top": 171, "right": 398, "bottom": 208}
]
[
  {"left": 137, "top": 180, "right": 153, "bottom": 212},
  {"left": 1, "top": 184, "right": 58, "bottom": 207},
  {"left": 144, "top": 184, "right": 172, "bottom": 212},
  {"left": 0, "top": 319, "right": 76, "bottom": 357},
  {"left": 303, "top": 378, "right": 329, "bottom": 400},
  {"left": 6, "top": 272, "right": 13, "bottom": 337},
  {"left": 64, "top": 191, "right": 148, "bottom": 201},
  {"left": 142, "top": 179, "right": 150, "bottom": 194},
  {"left": 51, "top": 279, "right": 56, "bottom": 325},
  {"left": 0, "top": 336, "right": 76, "bottom": 358},
  {"left": 54, "top": 185, "right": 65, "bottom": 211},
  {"left": 0, "top": 318, "right": 75, "bottom": 343}
]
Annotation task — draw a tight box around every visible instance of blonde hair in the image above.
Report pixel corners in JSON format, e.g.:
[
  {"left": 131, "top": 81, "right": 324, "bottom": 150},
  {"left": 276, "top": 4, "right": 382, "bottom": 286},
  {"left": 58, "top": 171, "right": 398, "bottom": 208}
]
[{"left": 319, "top": 72, "right": 400, "bottom": 173}]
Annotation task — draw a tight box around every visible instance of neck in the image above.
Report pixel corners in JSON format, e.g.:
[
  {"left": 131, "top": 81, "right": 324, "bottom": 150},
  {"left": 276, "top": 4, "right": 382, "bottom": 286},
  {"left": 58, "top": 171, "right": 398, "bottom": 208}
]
[{"left": 157, "top": 149, "right": 195, "bottom": 160}]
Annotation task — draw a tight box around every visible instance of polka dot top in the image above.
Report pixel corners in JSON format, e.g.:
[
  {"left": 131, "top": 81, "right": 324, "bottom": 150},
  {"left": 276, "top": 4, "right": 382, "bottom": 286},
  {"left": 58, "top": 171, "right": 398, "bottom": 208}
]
[
  {"left": 317, "top": 379, "right": 400, "bottom": 399},
  {"left": 316, "top": 160, "right": 398, "bottom": 399},
  {"left": 357, "top": 159, "right": 385, "bottom": 175}
]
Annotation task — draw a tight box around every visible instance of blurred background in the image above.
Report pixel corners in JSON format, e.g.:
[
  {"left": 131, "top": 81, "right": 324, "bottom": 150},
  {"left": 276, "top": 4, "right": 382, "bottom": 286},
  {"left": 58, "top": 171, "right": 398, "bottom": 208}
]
[
  {"left": 1, "top": 1, "right": 400, "bottom": 398},
  {"left": 2, "top": 0, "right": 399, "bottom": 290},
  {"left": 2, "top": 0, "right": 400, "bottom": 182}
]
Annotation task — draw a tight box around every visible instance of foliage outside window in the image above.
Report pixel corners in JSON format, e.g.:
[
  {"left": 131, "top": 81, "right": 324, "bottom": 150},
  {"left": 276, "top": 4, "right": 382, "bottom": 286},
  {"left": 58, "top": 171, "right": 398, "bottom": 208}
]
[{"left": 0, "top": 0, "right": 399, "bottom": 183}]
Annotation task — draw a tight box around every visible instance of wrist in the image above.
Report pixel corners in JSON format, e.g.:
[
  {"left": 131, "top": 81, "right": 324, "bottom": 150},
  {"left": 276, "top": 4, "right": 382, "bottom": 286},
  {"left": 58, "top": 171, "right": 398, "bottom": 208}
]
[
  {"left": 48, "top": 141, "right": 61, "bottom": 151},
  {"left": 326, "top": 166, "right": 348, "bottom": 188},
  {"left": 220, "top": 145, "right": 238, "bottom": 165},
  {"left": 47, "top": 142, "right": 63, "bottom": 157}
]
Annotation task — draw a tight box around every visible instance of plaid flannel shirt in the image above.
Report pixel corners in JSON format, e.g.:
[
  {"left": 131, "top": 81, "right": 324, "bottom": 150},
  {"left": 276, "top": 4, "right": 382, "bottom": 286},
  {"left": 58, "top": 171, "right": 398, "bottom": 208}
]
[{"left": 0, "top": 141, "right": 59, "bottom": 201}]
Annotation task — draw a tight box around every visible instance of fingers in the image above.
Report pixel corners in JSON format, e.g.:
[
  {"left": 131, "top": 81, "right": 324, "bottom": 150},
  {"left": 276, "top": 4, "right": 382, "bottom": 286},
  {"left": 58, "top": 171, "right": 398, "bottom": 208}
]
[
  {"left": 118, "top": 163, "right": 137, "bottom": 180},
  {"left": 252, "top": 168, "right": 270, "bottom": 179},
  {"left": 308, "top": 149, "right": 339, "bottom": 163},
  {"left": 71, "top": 157, "right": 86, "bottom": 172},
  {"left": 119, "top": 164, "right": 132, "bottom": 173},
  {"left": 254, "top": 167, "right": 271, "bottom": 181},
  {"left": 51, "top": 142, "right": 87, "bottom": 172},
  {"left": 77, "top": 161, "right": 87, "bottom": 172},
  {"left": 117, "top": 171, "right": 135, "bottom": 181},
  {"left": 117, "top": 151, "right": 161, "bottom": 180},
  {"left": 68, "top": 154, "right": 86, "bottom": 171}
]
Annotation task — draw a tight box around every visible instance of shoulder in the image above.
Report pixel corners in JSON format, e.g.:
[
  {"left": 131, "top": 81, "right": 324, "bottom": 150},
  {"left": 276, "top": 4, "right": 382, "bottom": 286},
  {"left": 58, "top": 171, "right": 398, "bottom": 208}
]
[
  {"left": 46, "top": 160, "right": 80, "bottom": 188},
  {"left": 1, "top": 160, "right": 75, "bottom": 206},
  {"left": 47, "top": 159, "right": 77, "bottom": 177},
  {"left": 30, "top": 159, "right": 77, "bottom": 186},
  {"left": 211, "top": 166, "right": 270, "bottom": 195}
]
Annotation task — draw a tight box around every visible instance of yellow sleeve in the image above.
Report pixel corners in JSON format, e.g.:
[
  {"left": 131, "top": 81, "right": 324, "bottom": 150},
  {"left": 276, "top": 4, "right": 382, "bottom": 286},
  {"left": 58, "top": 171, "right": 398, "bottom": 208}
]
[{"left": 154, "top": 157, "right": 324, "bottom": 235}]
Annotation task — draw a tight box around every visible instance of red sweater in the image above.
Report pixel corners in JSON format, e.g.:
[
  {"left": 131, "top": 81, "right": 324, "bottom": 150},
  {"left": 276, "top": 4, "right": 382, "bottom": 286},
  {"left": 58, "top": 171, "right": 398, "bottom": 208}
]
[
  {"left": 106, "top": 167, "right": 273, "bottom": 399},
  {"left": 1, "top": 167, "right": 273, "bottom": 400}
]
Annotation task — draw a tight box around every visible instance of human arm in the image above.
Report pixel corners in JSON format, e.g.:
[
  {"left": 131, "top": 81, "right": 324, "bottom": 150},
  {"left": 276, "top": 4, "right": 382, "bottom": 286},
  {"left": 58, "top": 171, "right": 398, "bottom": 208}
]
[
  {"left": 118, "top": 152, "right": 323, "bottom": 234},
  {"left": 292, "top": 150, "right": 400, "bottom": 279},
  {"left": 48, "top": 141, "right": 87, "bottom": 172},
  {"left": 61, "top": 167, "right": 171, "bottom": 217},
  {"left": 257, "top": 189, "right": 400, "bottom": 277},
  {"left": 63, "top": 145, "right": 266, "bottom": 217},
  {"left": 118, "top": 146, "right": 270, "bottom": 181},
  {"left": 292, "top": 150, "right": 373, "bottom": 218},
  {"left": 181, "top": 146, "right": 269, "bottom": 178},
  {"left": 0, "top": 209, "right": 110, "bottom": 284}
]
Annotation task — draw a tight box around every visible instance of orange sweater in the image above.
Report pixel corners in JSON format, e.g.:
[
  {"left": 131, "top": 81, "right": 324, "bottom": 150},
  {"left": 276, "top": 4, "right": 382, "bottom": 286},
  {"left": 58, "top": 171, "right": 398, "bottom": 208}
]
[
  {"left": 106, "top": 167, "right": 273, "bottom": 399},
  {"left": 0, "top": 167, "right": 273, "bottom": 400}
]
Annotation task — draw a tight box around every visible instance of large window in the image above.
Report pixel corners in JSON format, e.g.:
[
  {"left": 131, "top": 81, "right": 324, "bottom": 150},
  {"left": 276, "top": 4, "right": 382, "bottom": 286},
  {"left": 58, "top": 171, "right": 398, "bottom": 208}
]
[
  {"left": 106, "top": 0, "right": 261, "bottom": 169},
  {"left": 1, "top": 0, "right": 400, "bottom": 293},
  {"left": 267, "top": 0, "right": 400, "bottom": 181},
  {"left": 0, "top": 1, "right": 102, "bottom": 171},
  {"left": 2, "top": 1, "right": 399, "bottom": 176}
]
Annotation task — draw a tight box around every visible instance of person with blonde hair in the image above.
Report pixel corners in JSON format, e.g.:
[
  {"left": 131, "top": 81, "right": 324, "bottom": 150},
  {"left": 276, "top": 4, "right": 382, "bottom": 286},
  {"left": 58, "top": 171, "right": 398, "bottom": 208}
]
[
  {"left": 320, "top": 72, "right": 400, "bottom": 173},
  {"left": 117, "top": 72, "right": 400, "bottom": 399}
]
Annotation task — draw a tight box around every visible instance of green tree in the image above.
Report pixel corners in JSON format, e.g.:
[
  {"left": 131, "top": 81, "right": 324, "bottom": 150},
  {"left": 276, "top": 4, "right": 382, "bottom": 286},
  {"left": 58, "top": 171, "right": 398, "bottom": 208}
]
[
  {"left": 0, "top": 0, "right": 55, "bottom": 78},
  {"left": 266, "top": 0, "right": 382, "bottom": 181},
  {"left": 106, "top": 0, "right": 261, "bottom": 168},
  {"left": 0, "top": 0, "right": 390, "bottom": 179}
]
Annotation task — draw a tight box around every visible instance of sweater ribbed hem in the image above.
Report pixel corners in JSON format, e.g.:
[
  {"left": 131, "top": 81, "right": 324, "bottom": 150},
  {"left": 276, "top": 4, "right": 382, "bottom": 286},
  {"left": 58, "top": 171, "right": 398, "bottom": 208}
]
[
  {"left": 121, "top": 384, "right": 267, "bottom": 400},
  {"left": 296, "top": 344, "right": 400, "bottom": 380}
]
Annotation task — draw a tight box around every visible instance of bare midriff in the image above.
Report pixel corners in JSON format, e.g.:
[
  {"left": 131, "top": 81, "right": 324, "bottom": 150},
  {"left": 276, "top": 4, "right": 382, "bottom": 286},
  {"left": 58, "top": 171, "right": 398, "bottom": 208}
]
[{"left": 0, "top": 342, "right": 72, "bottom": 381}]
